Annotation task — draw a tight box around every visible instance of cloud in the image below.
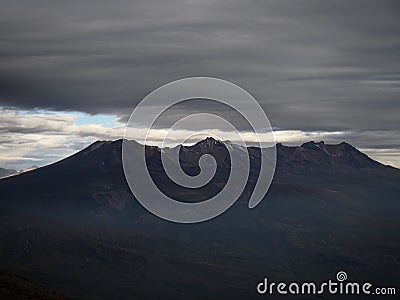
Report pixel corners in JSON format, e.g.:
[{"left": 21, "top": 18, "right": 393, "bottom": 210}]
[
  {"left": 0, "top": 109, "right": 124, "bottom": 169},
  {"left": 0, "top": 0, "right": 399, "bottom": 132}
]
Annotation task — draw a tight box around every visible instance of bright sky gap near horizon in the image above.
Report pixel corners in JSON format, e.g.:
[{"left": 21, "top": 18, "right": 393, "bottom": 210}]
[
  {"left": 0, "top": 0, "right": 399, "bottom": 169},
  {"left": 0, "top": 108, "right": 399, "bottom": 169}
]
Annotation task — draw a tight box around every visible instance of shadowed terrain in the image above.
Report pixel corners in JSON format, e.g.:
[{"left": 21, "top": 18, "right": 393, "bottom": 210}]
[
  {"left": 0, "top": 138, "right": 399, "bottom": 299},
  {"left": 0, "top": 269, "right": 70, "bottom": 300}
]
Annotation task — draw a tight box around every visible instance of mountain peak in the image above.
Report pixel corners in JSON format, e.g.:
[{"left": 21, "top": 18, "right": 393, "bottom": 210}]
[
  {"left": 193, "top": 136, "right": 222, "bottom": 148},
  {"left": 300, "top": 141, "right": 325, "bottom": 148},
  {"left": 276, "top": 140, "right": 382, "bottom": 169}
]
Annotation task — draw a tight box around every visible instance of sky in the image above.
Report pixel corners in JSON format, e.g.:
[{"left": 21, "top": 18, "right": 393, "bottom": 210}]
[{"left": 0, "top": 0, "right": 399, "bottom": 169}]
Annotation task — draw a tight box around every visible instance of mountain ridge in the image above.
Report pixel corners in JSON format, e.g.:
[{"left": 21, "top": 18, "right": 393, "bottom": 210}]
[
  {"left": 0, "top": 166, "right": 38, "bottom": 179},
  {"left": 81, "top": 137, "right": 391, "bottom": 170},
  {"left": 0, "top": 167, "right": 17, "bottom": 178},
  {"left": 0, "top": 137, "right": 398, "bottom": 224},
  {"left": 59, "top": 137, "right": 392, "bottom": 167},
  {"left": 2, "top": 138, "right": 392, "bottom": 187}
]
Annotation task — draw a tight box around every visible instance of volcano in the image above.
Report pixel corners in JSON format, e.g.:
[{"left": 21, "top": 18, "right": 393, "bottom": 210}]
[{"left": 0, "top": 138, "right": 399, "bottom": 299}]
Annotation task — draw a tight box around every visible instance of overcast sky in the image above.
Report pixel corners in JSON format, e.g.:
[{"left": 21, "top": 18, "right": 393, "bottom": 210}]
[{"left": 0, "top": 0, "right": 399, "bottom": 169}]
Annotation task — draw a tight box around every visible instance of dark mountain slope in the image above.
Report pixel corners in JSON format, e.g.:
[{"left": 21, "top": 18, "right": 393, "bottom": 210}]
[
  {"left": 0, "top": 269, "right": 70, "bottom": 300},
  {"left": 0, "top": 140, "right": 134, "bottom": 222}
]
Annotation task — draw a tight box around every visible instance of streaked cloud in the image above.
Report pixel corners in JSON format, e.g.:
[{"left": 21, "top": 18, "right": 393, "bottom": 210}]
[{"left": 0, "top": 109, "right": 124, "bottom": 168}]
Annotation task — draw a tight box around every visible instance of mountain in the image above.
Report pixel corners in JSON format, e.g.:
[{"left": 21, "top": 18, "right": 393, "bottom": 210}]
[
  {"left": 0, "top": 166, "right": 38, "bottom": 179},
  {"left": 0, "top": 138, "right": 399, "bottom": 299},
  {"left": 0, "top": 167, "right": 17, "bottom": 178},
  {"left": 277, "top": 141, "right": 383, "bottom": 169},
  {"left": 0, "top": 138, "right": 396, "bottom": 221}
]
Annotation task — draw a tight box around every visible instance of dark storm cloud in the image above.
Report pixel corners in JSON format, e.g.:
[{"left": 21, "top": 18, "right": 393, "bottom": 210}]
[{"left": 0, "top": 0, "right": 399, "bottom": 134}]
